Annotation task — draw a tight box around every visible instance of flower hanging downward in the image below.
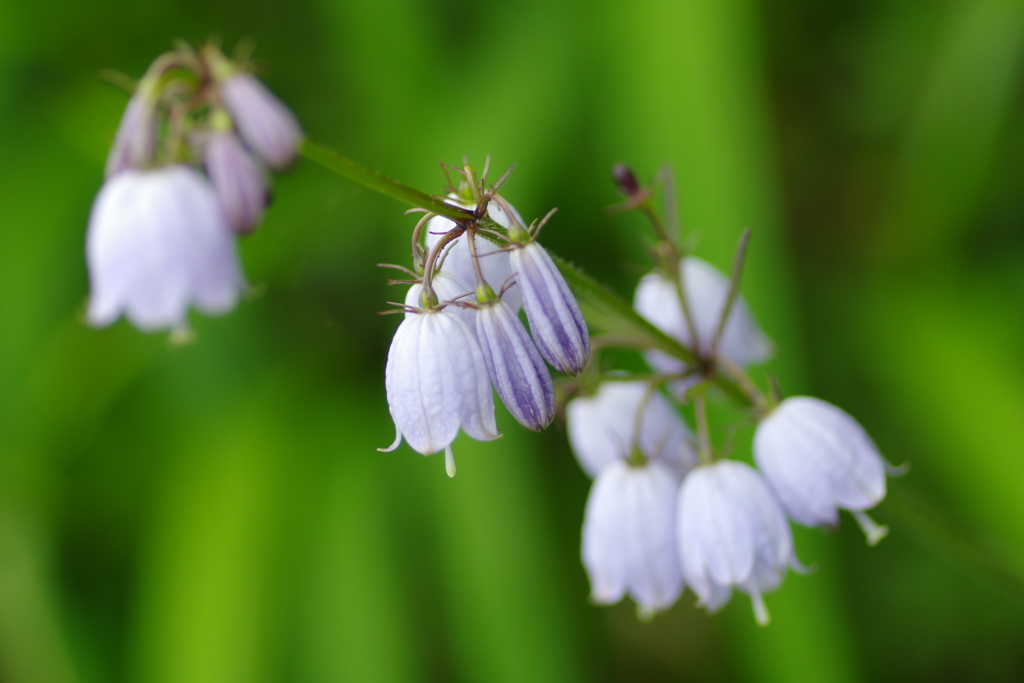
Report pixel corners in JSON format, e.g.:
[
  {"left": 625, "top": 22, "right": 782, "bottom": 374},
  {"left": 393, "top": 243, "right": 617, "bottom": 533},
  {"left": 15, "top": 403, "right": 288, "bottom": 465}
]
[
  {"left": 382, "top": 307, "right": 499, "bottom": 477},
  {"left": 678, "top": 460, "right": 803, "bottom": 625},
  {"left": 86, "top": 166, "right": 245, "bottom": 331},
  {"left": 509, "top": 241, "right": 590, "bottom": 376},
  {"left": 754, "top": 396, "right": 899, "bottom": 545},
  {"left": 583, "top": 459, "right": 684, "bottom": 617}
]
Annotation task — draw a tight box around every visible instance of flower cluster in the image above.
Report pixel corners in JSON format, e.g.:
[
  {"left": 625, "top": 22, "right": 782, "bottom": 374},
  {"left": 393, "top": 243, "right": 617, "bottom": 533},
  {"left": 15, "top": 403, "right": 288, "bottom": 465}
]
[
  {"left": 563, "top": 166, "right": 900, "bottom": 624},
  {"left": 381, "top": 166, "right": 590, "bottom": 476},
  {"left": 87, "top": 43, "right": 301, "bottom": 332}
]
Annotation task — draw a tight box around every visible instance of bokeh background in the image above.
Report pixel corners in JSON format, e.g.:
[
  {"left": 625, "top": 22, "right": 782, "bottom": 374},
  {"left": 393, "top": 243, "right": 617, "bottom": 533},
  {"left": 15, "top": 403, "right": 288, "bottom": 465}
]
[{"left": 2, "top": 0, "right": 1024, "bottom": 681}]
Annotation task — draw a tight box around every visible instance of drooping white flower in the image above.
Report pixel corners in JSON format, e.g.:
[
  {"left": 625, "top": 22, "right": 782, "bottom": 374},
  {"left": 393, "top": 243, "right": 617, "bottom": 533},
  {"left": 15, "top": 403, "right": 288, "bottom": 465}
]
[
  {"left": 382, "top": 307, "right": 499, "bottom": 476},
  {"left": 754, "top": 396, "right": 896, "bottom": 545},
  {"left": 566, "top": 381, "right": 696, "bottom": 478},
  {"left": 582, "top": 458, "right": 684, "bottom": 616},
  {"left": 634, "top": 257, "right": 772, "bottom": 381},
  {"left": 220, "top": 72, "right": 302, "bottom": 170},
  {"left": 425, "top": 196, "right": 522, "bottom": 312},
  {"left": 509, "top": 242, "right": 590, "bottom": 376},
  {"left": 105, "top": 92, "right": 157, "bottom": 178},
  {"left": 404, "top": 271, "right": 477, "bottom": 328},
  {"left": 678, "top": 460, "right": 801, "bottom": 626},
  {"left": 86, "top": 165, "right": 245, "bottom": 331},
  {"left": 204, "top": 130, "right": 269, "bottom": 233},
  {"left": 476, "top": 299, "right": 555, "bottom": 431}
]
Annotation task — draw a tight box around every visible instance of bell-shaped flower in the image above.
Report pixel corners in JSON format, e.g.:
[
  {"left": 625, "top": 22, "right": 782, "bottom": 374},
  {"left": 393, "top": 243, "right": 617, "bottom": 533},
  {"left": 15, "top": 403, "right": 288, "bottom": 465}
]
[
  {"left": 678, "top": 460, "right": 801, "bottom": 626},
  {"left": 634, "top": 257, "right": 772, "bottom": 380},
  {"left": 509, "top": 242, "right": 590, "bottom": 376},
  {"left": 582, "top": 458, "right": 684, "bottom": 617},
  {"left": 105, "top": 92, "right": 157, "bottom": 178},
  {"left": 404, "top": 271, "right": 477, "bottom": 328},
  {"left": 566, "top": 381, "right": 696, "bottom": 478},
  {"left": 86, "top": 165, "right": 245, "bottom": 331},
  {"left": 425, "top": 196, "right": 522, "bottom": 312},
  {"left": 475, "top": 299, "right": 555, "bottom": 431},
  {"left": 382, "top": 307, "right": 499, "bottom": 477},
  {"left": 220, "top": 72, "right": 302, "bottom": 170},
  {"left": 754, "top": 396, "right": 897, "bottom": 545},
  {"left": 204, "top": 130, "right": 269, "bottom": 233}
]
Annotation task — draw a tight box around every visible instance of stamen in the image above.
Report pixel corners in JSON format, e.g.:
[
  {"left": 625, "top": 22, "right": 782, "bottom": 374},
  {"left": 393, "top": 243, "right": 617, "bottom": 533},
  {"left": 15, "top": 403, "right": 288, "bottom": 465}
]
[
  {"left": 445, "top": 445, "right": 457, "bottom": 478},
  {"left": 852, "top": 510, "right": 889, "bottom": 546},
  {"left": 750, "top": 590, "right": 771, "bottom": 627}
]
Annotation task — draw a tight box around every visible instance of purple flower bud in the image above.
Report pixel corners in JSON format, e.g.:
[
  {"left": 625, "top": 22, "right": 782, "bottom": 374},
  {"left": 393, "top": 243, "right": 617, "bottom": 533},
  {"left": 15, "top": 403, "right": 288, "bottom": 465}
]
[
  {"left": 425, "top": 195, "right": 522, "bottom": 312},
  {"left": 678, "top": 460, "right": 802, "bottom": 625},
  {"left": 611, "top": 163, "right": 640, "bottom": 197},
  {"left": 204, "top": 131, "right": 269, "bottom": 233},
  {"left": 754, "top": 396, "right": 895, "bottom": 545},
  {"left": 105, "top": 93, "right": 157, "bottom": 178},
  {"left": 582, "top": 459, "right": 684, "bottom": 616},
  {"left": 475, "top": 300, "right": 555, "bottom": 431},
  {"left": 382, "top": 308, "right": 499, "bottom": 476},
  {"left": 86, "top": 165, "right": 245, "bottom": 331},
  {"left": 566, "top": 381, "right": 696, "bottom": 478},
  {"left": 220, "top": 73, "right": 301, "bottom": 170},
  {"left": 509, "top": 242, "right": 590, "bottom": 376}
]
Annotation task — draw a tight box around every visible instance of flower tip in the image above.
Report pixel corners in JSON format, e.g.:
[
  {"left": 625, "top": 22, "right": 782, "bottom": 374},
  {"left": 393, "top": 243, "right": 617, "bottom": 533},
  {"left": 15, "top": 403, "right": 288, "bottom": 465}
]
[
  {"left": 378, "top": 428, "right": 402, "bottom": 453},
  {"left": 635, "top": 604, "right": 657, "bottom": 623},
  {"left": 445, "top": 445, "right": 457, "bottom": 478},
  {"left": 168, "top": 327, "right": 197, "bottom": 347},
  {"left": 886, "top": 460, "right": 911, "bottom": 477},
  {"left": 751, "top": 592, "right": 771, "bottom": 627},
  {"left": 853, "top": 510, "right": 889, "bottom": 546}
]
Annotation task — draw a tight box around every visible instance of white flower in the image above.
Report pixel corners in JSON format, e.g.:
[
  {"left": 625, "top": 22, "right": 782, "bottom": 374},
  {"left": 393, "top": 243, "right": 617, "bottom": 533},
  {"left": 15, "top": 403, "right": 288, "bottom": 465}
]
[
  {"left": 220, "top": 73, "right": 302, "bottom": 170},
  {"left": 204, "top": 131, "right": 269, "bottom": 233},
  {"left": 677, "top": 460, "right": 801, "bottom": 626},
  {"left": 582, "top": 459, "right": 684, "bottom": 616},
  {"left": 425, "top": 196, "right": 522, "bottom": 311},
  {"left": 382, "top": 308, "right": 499, "bottom": 477},
  {"left": 566, "top": 381, "right": 696, "bottom": 478},
  {"left": 754, "top": 396, "right": 896, "bottom": 545},
  {"left": 634, "top": 257, "right": 772, "bottom": 383},
  {"left": 404, "top": 271, "right": 477, "bottom": 329},
  {"left": 509, "top": 242, "right": 590, "bottom": 376},
  {"left": 476, "top": 299, "right": 555, "bottom": 431},
  {"left": 86, "top": 165, "right": 245, "bottom": 331}
]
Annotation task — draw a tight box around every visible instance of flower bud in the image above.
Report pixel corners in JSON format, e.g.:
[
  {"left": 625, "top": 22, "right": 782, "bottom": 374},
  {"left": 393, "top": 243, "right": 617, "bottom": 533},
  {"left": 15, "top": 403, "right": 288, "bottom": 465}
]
[
  {"left": 105, "top": 92, "right": 157, "bottom": 178},
  {"left": 509, "top": 242, "right": 590, "bottom": 376},
  {"left": 611, "top": 163, "right": 640, "bottom": 197},
  {"left": 582, "top": 459, "right": 684, "bottom": 616},
  {"left": 220, "top": 73, "right": 301, "bottom": 170},
  {"left": 678, "top": 460, "right": 801, "bottom": 626},
  {"left": 86, "top": 166, "right": 245, "bottom": 331},
  {"left": 475, "top": 299, "right": 555, "bottom": 431},
  {"left": 566, "top": 381, "right": 696, "bottom": 477},
  {"left": 754, "top": 396, "right": 894, "bottom": 545},
  {"left": 204, "top": 131, "right": 269, "bottom": 233}
]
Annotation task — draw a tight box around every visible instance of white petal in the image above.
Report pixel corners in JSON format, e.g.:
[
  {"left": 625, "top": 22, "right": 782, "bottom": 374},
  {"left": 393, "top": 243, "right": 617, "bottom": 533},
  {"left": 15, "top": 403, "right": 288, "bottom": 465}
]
[
  {"left": 438, "top": 312, "right": 499, "bottom": 442},
  {"left": 582, "top": 462, "right": 630, "bottom": 605}
]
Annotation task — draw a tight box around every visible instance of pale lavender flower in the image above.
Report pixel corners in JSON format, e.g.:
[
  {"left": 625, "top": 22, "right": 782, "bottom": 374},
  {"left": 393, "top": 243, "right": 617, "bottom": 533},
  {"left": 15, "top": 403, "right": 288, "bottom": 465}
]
[
  {"left": 566, "top": 381, "right": 696, "bottom": 478},
  {"left": 678, "top": 460, "right": 802, "bottom": 626},
  {"left": 425, "top": 196, "right": 522, "bottom": 312},
  {"left": 221, "top": 73, "right": 301, "bottom": 170},
  {"left": 634, "top": 257, "right": 772, "bottom": 383},
  {"left": 476, "top": 299, "right": 555, "bottom": 431},
  {"left": 86, "top": 165, "right": 245, "bottom": 331},
  {"left": 381, "top": 308, "right": 499, "bottom": 476},
  {"left": 204, "top": 131, "right": 269, "bottom": 233},
  {"left": 105, "top": 92, "right": 157, "bottom": 178},
  {"left": 509, "top": 242, "right": 590, "bottom": 376},
  {"left": 582, "top": 458, "right": 684, "bottom": 616},
  {"left": 754, "top": 396, "right": 897, "bottom": 545},
  {"left": 404, "top": 271, "right": 476, "bottom": 328}
]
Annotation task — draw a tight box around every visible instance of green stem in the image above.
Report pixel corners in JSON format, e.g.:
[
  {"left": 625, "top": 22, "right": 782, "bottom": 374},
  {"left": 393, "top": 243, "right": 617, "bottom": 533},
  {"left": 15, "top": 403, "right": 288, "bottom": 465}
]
[{"left": 300, "top": 139, "right": 475, "bottom": 223}]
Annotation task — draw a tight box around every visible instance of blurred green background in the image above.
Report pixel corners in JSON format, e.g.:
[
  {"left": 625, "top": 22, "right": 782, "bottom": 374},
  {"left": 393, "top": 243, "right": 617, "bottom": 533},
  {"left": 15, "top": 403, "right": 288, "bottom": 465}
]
[{"left": 2, "top": 0, "right": 1024, "bottom": 681}]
